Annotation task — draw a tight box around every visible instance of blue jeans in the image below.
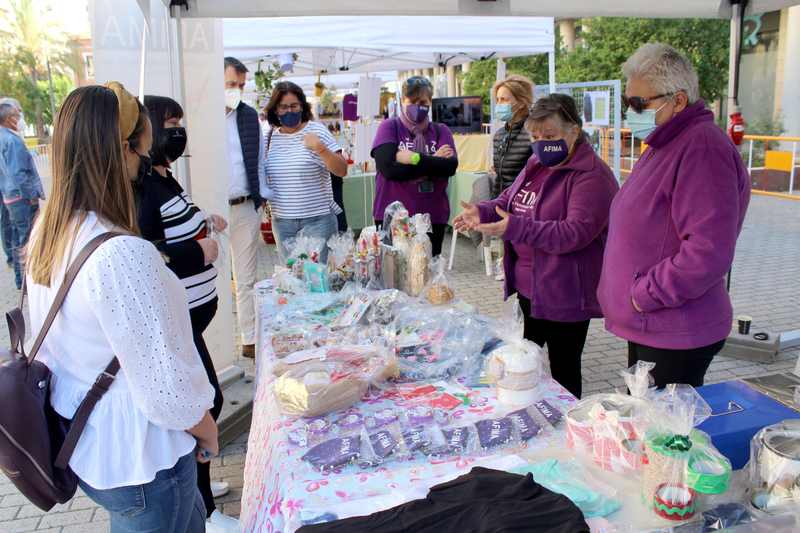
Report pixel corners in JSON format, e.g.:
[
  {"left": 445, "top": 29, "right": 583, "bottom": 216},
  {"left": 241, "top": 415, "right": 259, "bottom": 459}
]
[
  {"left": 79, "top": 452, "right": 206, "bottom": 533},
  {"left": 7, "top": 200, "right": 38, "bottom": 289},
  {"left": 0, "top": 197, "right": 12, "bottom": 265},
  {"left": 274, "top": 212, "right": 338, "bottom": 264}
]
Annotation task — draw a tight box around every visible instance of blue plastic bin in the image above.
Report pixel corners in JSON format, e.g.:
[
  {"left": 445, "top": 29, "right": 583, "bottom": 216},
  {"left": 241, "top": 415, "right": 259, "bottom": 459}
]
[{"left": 696, "top": 380, "right": 800, "bottom": 470}]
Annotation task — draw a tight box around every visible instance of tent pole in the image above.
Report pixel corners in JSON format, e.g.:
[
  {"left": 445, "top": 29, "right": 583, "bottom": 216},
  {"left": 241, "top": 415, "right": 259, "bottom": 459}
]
[
  {"left": 548, "top": 50, "right": 556, "bottom": 94},
  {"left": 727, "top": 1, "right": 745, "bottom": 128},
  {"left": 171, "top": 4, "right": 192, "bottom": 195},
  {"left": 138, "top": 25, "right": 147, "bottom": 102}
]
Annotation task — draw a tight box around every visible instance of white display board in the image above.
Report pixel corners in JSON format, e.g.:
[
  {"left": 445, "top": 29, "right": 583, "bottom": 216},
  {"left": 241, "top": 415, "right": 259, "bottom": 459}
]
[{"left": 90, "top": 0, "right": 236, "bottom": 373}]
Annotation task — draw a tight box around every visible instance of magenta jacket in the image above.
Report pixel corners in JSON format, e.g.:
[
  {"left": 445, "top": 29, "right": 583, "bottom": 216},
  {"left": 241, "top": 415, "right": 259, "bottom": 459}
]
[
  {"left": 597, "top": 101, "right": 751, "bottom": 349},
  {"left": 478, "top": 140, "right": 619, "bottom": 322}
]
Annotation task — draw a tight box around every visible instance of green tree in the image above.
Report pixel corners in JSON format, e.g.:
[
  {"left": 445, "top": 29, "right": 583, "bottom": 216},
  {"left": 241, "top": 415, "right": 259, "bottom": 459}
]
[
  {"left": 464, "top": 17, "right": 730, "bottom": 110},
  {"left": 0, "top": 0, "right": 74, "bottom": 138}
]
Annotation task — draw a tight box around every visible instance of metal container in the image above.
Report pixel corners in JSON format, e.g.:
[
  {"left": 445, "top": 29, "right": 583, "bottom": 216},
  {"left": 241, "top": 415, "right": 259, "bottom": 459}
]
[{"left": 751, "top": 419, "right": 800, "bottom": 511}]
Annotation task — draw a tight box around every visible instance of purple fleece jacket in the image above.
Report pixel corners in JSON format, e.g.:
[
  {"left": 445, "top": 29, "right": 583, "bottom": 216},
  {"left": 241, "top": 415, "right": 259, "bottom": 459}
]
[
  {"left": 478, "top": 140, "right": 619, "bottom": 322},
  {"left": 597, "top": 101, "right": 751, "bottom": 350}
]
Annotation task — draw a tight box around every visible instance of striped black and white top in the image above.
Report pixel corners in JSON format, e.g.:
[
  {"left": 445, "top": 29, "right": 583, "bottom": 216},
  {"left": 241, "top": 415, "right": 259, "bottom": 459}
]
[
  {"left": 265, "top": 121, "right": 343, "bottom": 219},
  {"left": 134, "top": 170, "right": 217, "bottom": 310}
]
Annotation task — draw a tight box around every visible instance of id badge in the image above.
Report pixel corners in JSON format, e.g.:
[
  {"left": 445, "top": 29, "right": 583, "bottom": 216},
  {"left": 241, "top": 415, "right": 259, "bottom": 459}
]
[{"left": 418, "top": 180, "right": 434, "bottom": 194}]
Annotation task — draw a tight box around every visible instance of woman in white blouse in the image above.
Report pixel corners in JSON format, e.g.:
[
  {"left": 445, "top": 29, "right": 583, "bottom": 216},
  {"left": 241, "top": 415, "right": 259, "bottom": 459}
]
[{"left": 25, "top": 86, "right": 217, "bottom": 532}]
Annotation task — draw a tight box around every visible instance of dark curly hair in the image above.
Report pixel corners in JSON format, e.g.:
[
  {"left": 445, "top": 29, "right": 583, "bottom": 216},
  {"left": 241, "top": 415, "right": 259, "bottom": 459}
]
[{"left": 266, "top": 81, "right": 313, "bottom": 128}]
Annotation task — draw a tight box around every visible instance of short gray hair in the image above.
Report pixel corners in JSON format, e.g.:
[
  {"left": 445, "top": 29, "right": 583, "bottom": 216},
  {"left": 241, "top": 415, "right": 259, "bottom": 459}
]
[
  {"left": 0, "top": 103, "right": 19, "bottom": 125},
  {"left": 622, "top": 43, "right": 700, "bottom": 103},
  {"left": 0, "top": 97, "right": 22, "bottom": 112}
]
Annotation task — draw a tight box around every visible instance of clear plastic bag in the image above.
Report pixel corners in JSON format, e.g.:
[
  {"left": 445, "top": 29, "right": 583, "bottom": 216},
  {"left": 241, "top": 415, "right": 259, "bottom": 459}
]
[
  {"left": 564, "top": 362, "right": 655, "bottom": 473},
  {"left": 391, "top": 305, "right": 490, "bottom": 382},
  {"left": 406, "top": 214, "right": 432, "bottom": 297},
  {"left": 384, "top": 201, "right": 410, "bottom": 247},
  {"left": 748, "top": 419, "right": 800, "bottom": 512},
  {"left": 423, "top": 256, "right": 455, "bottom": 305},
  {"left": 285, "top": 229, "right": 326, "bottom": 279},
  {"left": 327, "top": 231, "right": 355, "bottom": 291},
  {"left": 354, "top": 226, "right": 384, "bottom": 290},
  {"left": 271, "top": 344, "right": 398, "bottom": 417},
  {"left": 206, "top": 215, "right": 228, "bottom": 268},
  {"left": 359, "top": 422, "right": 411, "bottom": 467},
  {"left": 642, "top": 385, "right": 731, "bottom": 522}
]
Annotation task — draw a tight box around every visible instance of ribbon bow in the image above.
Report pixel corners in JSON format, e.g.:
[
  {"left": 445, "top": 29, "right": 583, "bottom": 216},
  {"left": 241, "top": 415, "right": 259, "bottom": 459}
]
[{"left": 664, "top": 434, "right": 692, "bottom": 453}]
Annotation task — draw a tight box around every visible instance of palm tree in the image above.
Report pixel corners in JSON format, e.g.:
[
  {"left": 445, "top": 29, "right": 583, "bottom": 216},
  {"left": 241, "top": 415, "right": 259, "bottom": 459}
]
[{"left": 2, "top": 0, "right": 70, "bottom": 138}]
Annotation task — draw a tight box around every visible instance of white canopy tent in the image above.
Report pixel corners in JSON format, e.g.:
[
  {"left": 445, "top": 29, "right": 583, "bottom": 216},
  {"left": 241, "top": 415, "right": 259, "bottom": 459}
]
[
  {"left": 160, "top": 0, "right": 797, "bottom": 19},
  {"left": 223, "top": 16, "right": 555, "bottom": 75},
  {"left": 104, "top": 0, "right": 800, "bottom": 374},
  {"left": 223, "top": 16, "right": 556, "bottom": 102}
]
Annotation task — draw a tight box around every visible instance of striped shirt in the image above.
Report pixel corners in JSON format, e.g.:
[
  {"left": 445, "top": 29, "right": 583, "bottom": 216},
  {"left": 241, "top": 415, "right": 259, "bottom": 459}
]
[
  {"left": 265, "top": 121, "right": 342, "bottom": 219},
  {"left": 135, "top": 170, "right": 218, "bottom": 310}
]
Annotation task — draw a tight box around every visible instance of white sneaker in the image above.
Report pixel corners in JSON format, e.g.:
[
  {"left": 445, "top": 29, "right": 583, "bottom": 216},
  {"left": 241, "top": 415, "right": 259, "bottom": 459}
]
[
  {"left": 211, "top": 480, "right": 230, "bottom": 498},
  {"left": 206, "top": 510, "right": 240, "bottom": 533}
]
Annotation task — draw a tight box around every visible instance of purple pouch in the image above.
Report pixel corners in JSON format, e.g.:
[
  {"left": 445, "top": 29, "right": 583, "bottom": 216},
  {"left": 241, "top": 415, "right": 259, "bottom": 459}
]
[
  {"left": 475, "top": 417, "right": 514, "bottom": 450},
  {"left": 302, "top": 435, "right": 361, "bottom": 471},
  {"left": 369, "top": 429, "right": 401, "bottom": 460},
  {"left": 507, "top": 408, "right": 542, "bottom": 442},
  {"left": 443, "top": 426, "right": 471, "bottom": 453},
  {"left": 402, "top": 426, "right": 432, "bottom": 452},
  {"left": 534, "top": 400, "right": 563, "bottom": 427}
]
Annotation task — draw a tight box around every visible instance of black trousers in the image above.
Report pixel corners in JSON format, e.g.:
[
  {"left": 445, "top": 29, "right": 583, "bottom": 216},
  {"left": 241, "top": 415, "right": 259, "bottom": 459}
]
[
  {"left": 628, "top": 339, "right": 725, "bottom": 389},
  {"left": 331, "top": 174, "right": 348, "bottom": 232},
  {"left": 518, "top": 296, "right": 590, "bottom": 399},
  {"left": 191, "top": 299, "right": 224, "bottom": 518},
  {"left": 375, "top": 220, "right": 448, "bottom": 257}
]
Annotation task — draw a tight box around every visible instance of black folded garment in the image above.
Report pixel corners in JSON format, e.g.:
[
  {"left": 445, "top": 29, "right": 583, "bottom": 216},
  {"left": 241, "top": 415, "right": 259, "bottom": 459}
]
[{"left": 298, "top": 466, "right": 589, "bottom": 533}]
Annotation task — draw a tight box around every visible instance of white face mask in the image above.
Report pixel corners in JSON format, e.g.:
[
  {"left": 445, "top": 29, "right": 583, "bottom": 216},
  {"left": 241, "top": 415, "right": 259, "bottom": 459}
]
[
  {"left": 225, "top": 88, "right": 242, "bottom": 110},
  {"left": 15, "top": 115, "right": 26, "bottom": 137}
]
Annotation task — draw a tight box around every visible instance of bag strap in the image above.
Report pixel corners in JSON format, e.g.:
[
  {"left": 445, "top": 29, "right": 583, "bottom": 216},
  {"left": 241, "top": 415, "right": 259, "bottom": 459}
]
[
  {"left": 54, "top": 357, "right": 120, "bottom": 470},
  {"left": 26, "top": 232, "right": 121, "bottom": 364},
  {"left": 34, "top": 231, "right": 123, "bottom": 470},
  {"left": 265, "top": 128, "right": 275, "bottom": 187}
]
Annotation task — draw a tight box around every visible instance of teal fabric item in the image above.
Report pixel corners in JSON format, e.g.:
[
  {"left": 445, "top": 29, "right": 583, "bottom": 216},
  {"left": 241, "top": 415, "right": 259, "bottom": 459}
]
[{"left": 511, "top": 460, "right": 621, "bottom": 518}]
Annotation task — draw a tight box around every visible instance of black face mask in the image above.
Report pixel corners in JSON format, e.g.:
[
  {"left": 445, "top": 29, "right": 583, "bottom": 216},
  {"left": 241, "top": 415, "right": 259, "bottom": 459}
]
[{"left": 154, "top": 127, "right": 187, "bottom": 166}]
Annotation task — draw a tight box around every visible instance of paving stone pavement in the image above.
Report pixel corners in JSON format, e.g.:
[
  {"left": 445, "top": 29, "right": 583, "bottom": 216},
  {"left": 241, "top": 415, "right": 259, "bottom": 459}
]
[{"left": 2, "top": 194, "right": 799, "bottom": 531}]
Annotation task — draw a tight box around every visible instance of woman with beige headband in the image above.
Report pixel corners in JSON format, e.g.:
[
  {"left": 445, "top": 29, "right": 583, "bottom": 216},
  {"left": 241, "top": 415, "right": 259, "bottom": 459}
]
[{"left": 25, "top": 83, "right": 217, "bottom": 531}]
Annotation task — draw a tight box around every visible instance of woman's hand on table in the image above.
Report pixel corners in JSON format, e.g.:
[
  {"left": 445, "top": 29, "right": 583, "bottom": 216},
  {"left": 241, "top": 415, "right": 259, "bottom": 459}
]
[
  {"left": 453, "top": 201, "right": 481, "bottom": 233},
  {"left": 208, "top": 214, "right": 228, "bottom": 232},
  {"left": 434, "top": 144, "right": 455, "bottom": 158},
  {"left": 475, "top": 206, "right": 510, "bottom": 238},
  {"left": 395, "top": 148, "right": 417, "bottom": 165}
]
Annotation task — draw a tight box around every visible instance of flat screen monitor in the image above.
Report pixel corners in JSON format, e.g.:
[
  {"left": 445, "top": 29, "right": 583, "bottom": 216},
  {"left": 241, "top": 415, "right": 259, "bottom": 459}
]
[{"left": 432, "top": 96, "right": 484, "bottom": 134}]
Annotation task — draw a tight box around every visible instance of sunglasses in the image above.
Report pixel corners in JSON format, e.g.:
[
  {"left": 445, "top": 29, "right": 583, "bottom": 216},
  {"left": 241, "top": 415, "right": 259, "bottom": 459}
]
[
  {"left": 622, "top": 93, "right": 673, "bottom": 114},
  {"left": 406, "top": 76, "right": 433, "bottom": 90}
]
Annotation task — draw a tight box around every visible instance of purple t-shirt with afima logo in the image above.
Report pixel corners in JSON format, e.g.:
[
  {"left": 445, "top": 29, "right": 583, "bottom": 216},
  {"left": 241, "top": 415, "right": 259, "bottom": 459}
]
[{"left": 371, "top": 118, "right": 456, "bottom": 224}]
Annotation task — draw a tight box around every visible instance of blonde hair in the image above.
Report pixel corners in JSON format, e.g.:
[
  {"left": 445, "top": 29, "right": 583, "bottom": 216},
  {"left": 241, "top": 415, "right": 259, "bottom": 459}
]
[
  {"left": 493, "top": 74, "right": 535, "bottom": 122},
  {"left": 27, "top": 86, "right": 138, "bottom": 286}
]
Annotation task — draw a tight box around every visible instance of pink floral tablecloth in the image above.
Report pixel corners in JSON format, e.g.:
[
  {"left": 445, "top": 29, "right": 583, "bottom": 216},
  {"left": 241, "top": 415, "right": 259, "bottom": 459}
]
[{"left": 240, "top": 374, "right": 576, "bottom": 532}]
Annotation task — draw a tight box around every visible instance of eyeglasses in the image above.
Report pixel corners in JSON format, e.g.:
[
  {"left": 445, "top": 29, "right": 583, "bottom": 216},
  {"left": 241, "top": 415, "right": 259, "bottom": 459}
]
[
  {"left": 622, "top": 93, "right": 673, "bottom": 114},
  {"left": 277, "top": 103, "right": 302, "bottom": 113}
]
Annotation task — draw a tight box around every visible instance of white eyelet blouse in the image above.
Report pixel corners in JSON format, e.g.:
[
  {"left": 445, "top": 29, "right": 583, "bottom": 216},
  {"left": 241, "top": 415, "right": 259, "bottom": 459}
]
[{"left": 26, "top": 212, "right": 215, "bottom": 490}]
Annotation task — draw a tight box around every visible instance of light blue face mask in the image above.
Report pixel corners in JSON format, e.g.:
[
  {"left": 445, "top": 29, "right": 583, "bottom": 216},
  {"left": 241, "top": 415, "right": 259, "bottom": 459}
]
[
  {"left": 494, "top": 103, "right": 514, "bottom": 122},
  {"left": 627, "top": 100, "right": 670, "bottom": 140}
]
